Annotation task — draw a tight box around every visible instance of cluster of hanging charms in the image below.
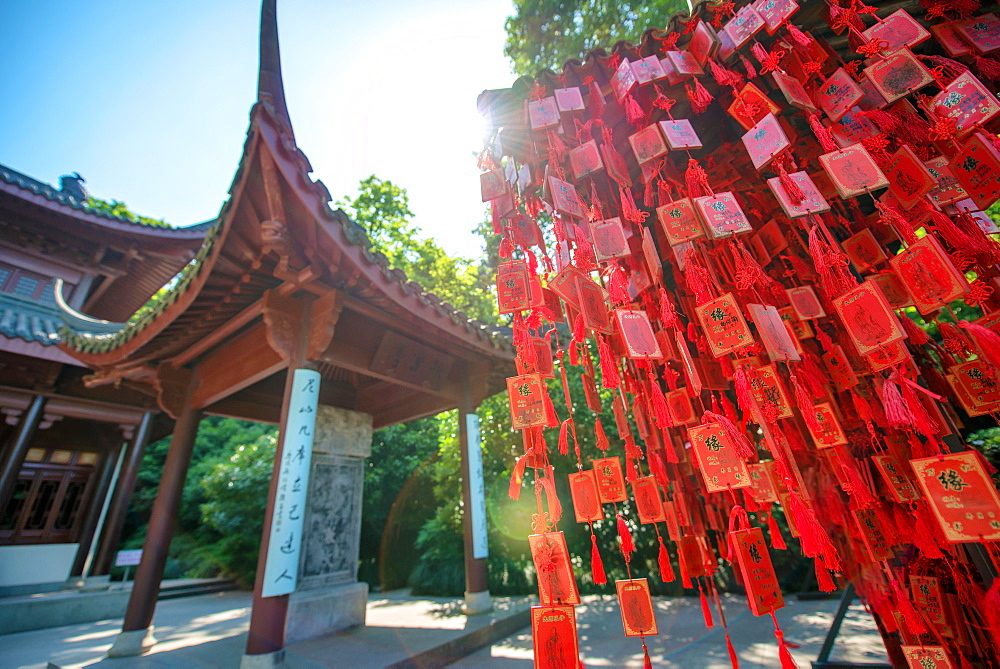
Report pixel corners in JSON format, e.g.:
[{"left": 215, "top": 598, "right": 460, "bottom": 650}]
[{"left": 481, "top": 0, "right": 1000, "bottom": 666}]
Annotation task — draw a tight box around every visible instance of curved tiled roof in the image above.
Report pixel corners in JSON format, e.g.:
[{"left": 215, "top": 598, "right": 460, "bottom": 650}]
[{"left": 0, "top": 294, "right": 62, "bottom": 346}]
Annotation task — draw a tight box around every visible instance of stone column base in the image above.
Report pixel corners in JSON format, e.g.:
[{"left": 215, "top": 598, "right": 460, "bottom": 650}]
[
  {"left": 78, "top": 575, "right": 111, "bottom": 592},
  {"left": 285, "top": 581, "right": 368, "bottom": 645},
  {"left": 107, "top": 626, "right": 156, "bottom": 657},
  {"left": 462, "top": 589, "right": 493, "bottom": 615},
  {"left": 241, "top": 649, "right": 286, "bottom": 668}
]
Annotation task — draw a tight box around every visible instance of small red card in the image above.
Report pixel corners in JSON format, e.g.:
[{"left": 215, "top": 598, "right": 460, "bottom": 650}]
[
  {"left": 569, "top": 470, "right": 604, "bottom": 523},
  {"left": 901, "top": 645, "right": 954, "bottom": 669},
  {"left": 862, "top": 9, "right": 931, "bottom": 54},
  {"left": 665, "top": 388, "right": 697, "bottom": 425},
  {"left": 547, "top": 265, "right": 587, "bottom": 308},
  {"left": 480, "top": 168, "right": 507, "bottom": 202},
  {"left": 862, "top": 48, "right": 933, "bottom": 104},
  {"left": 808, "top": 402, "right": 848, "bottom": 448},
  {"left": 865, "top": 339, "right": 911, "bottom": 372},
  {"left": 659, "top": 119, "right": 702, "bottom": 150},
  {"left": 569, "top": 140, "right": 604, "bottom": 180},
  {"left": 889, "top": 235, "right": 969, "bottom": 314},
  {"left": 824, "top": 344, "right": 859, "bottom": 392},
  {"left": 530, "top": 532, "right": 581, "bottom": 604},
  {"left": 867, "top": 272, "right": 913, "bottom": 309},
  {"left": 748, "top": 363, "right": 794, "bottom": 419},
  {"left": 911, "top": 451, "right": 1000, "bottom": 543},
  {"left": 631, "top": 54, "right": 667, "bottom": 85},
  {"left": 688, "top": 422, "right": 753, "bottom": 492},
  {"left": 724, "top": 4, "right": 765, "bottom": 48},
  {"left": 748, "top": 462, "right": 779, "bottom": 504},
  {"left": 593, "top": 457, "right": 628, "bottom": 503},
  {"left": 756, "top": 218, "right": 788, "bottom": 258},
  {"left": 949, "top": 132, "right": 1000, "bottom": 209},
  {"left": 532, "top": 605, "right": 580, "bottom": 669},
  {"left": 507, "top": 374, "right": 550, "bottom": 430},
  {"left": 547, "top": 176, "right": 586, "bottom": 219},
  {"left": 590, "top": 217, "right": 630, "bottom": 261},
  {"left": 767, "top": 171, "right": 830, "bottom": 217},
  {"left": 772, "top": 70, "right": 817, "bottom": 112},
  {"left": 833, "top": 282, "right": 905, "bottom": 355},
  {"left": 497, "top": 260, "right": 532, "bottom": 314},
  {"left": 732, "top": 527, "right": 784, "bottom": 615},
  {"left": 667, "top": 50, "right": 704, "bottom": 77},
  {"left": 688, "top": 21, "right": 719, "bottom": 64},
  {"left": 528, "top": 97, "right": 560, "bottom": 130},
  {"left": 830, "top": 108, "right": 879, "bottom": 149},
  {"left": 577, "top": 276, "right": 612, "bottom": 334},
  {"left": 615, "top": 309, "right": 662, "bottom": 359},
  {"left": 872, "top": 454, "right": 921, "bottom": 502},
  {"left": 931, "top": 22, "right": 974, "bottom": 57},
  {"left": 696, "top": 293, "right": 755, "bottom": 357},
  {"left": 617, "top": 579, "right": 659, "bottom": 636},
  {"left": 786, "top": 286, "right": 825, "bottom": 320},
  {"left": 819, "top": 144, "right": 890, "bottom": 198},
  {"left": 554, "top": 86, "right": 585, "bottom": 112},
  {"left": 632, "top": 476, "right": 667, "bottom": 523},
  {"left": 611, "top": 58, "right": 638, "bottom": 102},
  {"left": 954, "top": 13, "right": 1000, "bottom": 54},
  {"left": 755, "top": 0, "right": 798, "bottom": 33},
  {"left": 885, "top": 145, "right": 936, "bottom": 210},
  {"left": 841, "top": 229, "right": 887, "bottom": 272},
  {"left": 749, "top": 303, "right": 801, "bottom": 362},
  {"left": 656, "top": 197, "right": 706, "bottom": 245},
  {"left": 629, "top": 124, "right": 668, "bottom": 164},
  {"left": 662, "top": 500, "right": 682, "bottom": 540},
  {"left": 951, "top": 360, "right": 1000, "bottom": 413},
  {"left": 933, "top": 73, "right": 1000, "bottom": 140},
  {"left": 693, "top": 192, "right": 754, "bottom": 239},
  {"left": 910, "top": 575, "right": 954, "bottom": 638},
  {"left": 743, "top": 113, "right": 790, "bottom": 170},
  {"left": 814, "top": 68, "right": 864, "bottom": 122},
  {"left": 727, "top": 82, "right": 781, "bottom": 130},
  {"left": 853, "top": 508, "right": 895, "bottom": 561}
]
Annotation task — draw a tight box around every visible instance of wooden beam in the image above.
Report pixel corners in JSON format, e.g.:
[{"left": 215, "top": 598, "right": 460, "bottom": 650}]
[
  {"left": 190, "top": 323, "right": 286, "bottom": 409},
  {"left": 170, "top": 299, "right": 263, "bottom": 367},
  {"left": 372, "top": 392, "right": 457, "bottom": 430}
]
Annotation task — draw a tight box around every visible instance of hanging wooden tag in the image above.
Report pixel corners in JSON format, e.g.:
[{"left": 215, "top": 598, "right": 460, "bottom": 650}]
[
  {"left": 688, "top": 422, "right": 753, "bottom": 492},
  {"left": 590, "top": 217, "right": 630, "bottom": 262},
  {"left": 568, "top": 470, "right": 604, "bottom": 523},
  {"left": 631, "top": 55, "right": 668, "bottom": 85},
  {"left": 933, "top": 73, "right": 1000, "bottom": 140},
  {"left": 528, "top": 97, "right": 560, "bottom": 130},
  {"left": 547, "top": 265, "right": 587, "bottom": 309},
  {"left": 727, "top": 83, "right": 781, "bottom": 130},
  {"left": 732, "top": 527, "right": 785, "bottom": 615},
  {"left": 547, "top": 176, "right": 586, "bottom": 219},
  {"left": 617, "top": 578, "right": 659, "bottom": 636},
  {"left": 900, "top": 646, "right": 953, "bottom": 668},
  {"left": 610, "top": 57, "right": 638, "bottom": 102},
  {"left": 532, "top": 605, "right": 580, "bottom": 669},
  {"left": 657, "top": 197, "right": 706, "bottom": 245},
  {"left": 593, "top": 456, "right": 628, "bottom": 503},
  {"left": 930, "top": 22, "right": 974, "bottom": 57},
  {"left": 814, "top": 69, "right": 865, "bottom": 122},
  {"left": 668, "top": 50, "right": 705, "bottom": 77},
  {"left": 748, "top": 462, "right": 779, "bottom": 504},
  {"left": 865, "top": 340, "right": 911, "bottom": 373},
  {"left": 554, "top": 86, "right": 585, "bottom": 112},
  {"left": 885, "top": 145, "right": 936, "bottom": 210},
  {"left": 954, "top": 13, "right": 1000, "bottom": 54},
  {"left": 688, "top": 20, "right": 719, "bottom": 64},
  {"left": 694, "top": 192, "right": 754, "bottom": 239},
  {"left": 516, "top": 338, "right": 556, "bottom": 378},
  {"left": 819, "top": 143, "right": 890, "bottom": 198},
  {"left": 665, "top": 388, "right": 697, "bottom": 425},
  {"left": 889, "top": 234, "right": 969, "bottom": 314},
  {"left": 496, "top": 260, "right": 532, "bottom": 314},
  {"left": 832, "top": 282, "right": 905, "bottom": 356},
  {"left": 749, "top": 303, "right": 802, "bottom": 362},
  {"left": 569, "top": 139, "right": 604, "bottom": 180},
  {"left": 529, "top": 532, "right": 581, "bottom": 604},
  {"left": 949, "top": 131, "right": 1000, "bottom": 209},
  {"left": 629, "top": 124, "right": 669, "bottom": 164},
  {"left": 872, "top": 454, "right": 921, "bottom": 503},
  {"left": 911, "top": 451, "right": 1000, "bottom": 543},
  {"left": 772, "top": 70, "right": 818, "bottom": 112},
  {"left": 724, "top": 4, "right": 765, "bottom": 48},
  {"left": 582, "top": 373, "right": 602, "bottom": 413},
  {"left": 676, "top": 330, "right": 704, "bottom": 395},
  {"left": 755, "top": 218, "right": 789, "bottom": 258},
  {"left": 756, "top": 0, "right": 798, "bottom": 33},
  {"left": 786, "top": 286, "right": 825, "bottom": 320},
  {"left": 615, "top": 309, "right": 663, "bottom": 359},
  {"left": 852, "top": 508, "right": 895, "bottom": 562},
  {"left": 910, "top": 575, "right": 955, "bottom": 638},
  {"left": 659, "top": 119, "right": 703, "bottom": 151},
  {"left": 830, "top": 108, "right": 879, "bottom": 149},
  {"left": 633, "top": 475, "right": 668, "bottom": 523},
  {"left": 696, "top": 292, "right": 756, "bottom": 357},
  {"left": 823, "top": 344, "right": 859, "bottom": 392},
  {"left": 480, "top": 168, "right": 508, "bottom": 202},
  {"left": 949, "top": 360, "right": 1000, "bottom": 414},
  {"left": 662, "top": 500, "right": 682, "bottom": 540},
  {"left": 575, "top": 279, "right": 611, "bottom": 335},
  {"left": 867, "top": 272, "right": 913, "bottom": 310},
  {"left": 507, "top": 374, "right": 549, "bottom": 430},
  {"left": 862, "top": 48, "right": 934, "bottom": 104},
  {"left": 766, "top": 170, "right": 830, "bottom": 217},
  {"left": 748, "top": 363, "right": 794, "bottom": 419},
  {"left": 742, "top": 113, "right": 790, "bottom": 171},
  {"left": 862, "top": 9, "right": 930, "bottom": 55},
  {"left": 807, "top": 402, "right": 848, "bottom": 448},
  {"left": 841, "top": 229, "right": 887, "bottom": 273}
]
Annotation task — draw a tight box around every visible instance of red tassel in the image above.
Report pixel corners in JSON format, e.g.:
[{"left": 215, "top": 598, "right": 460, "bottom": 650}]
[
  {"left": 591, "top": 534, "right": 607, "bottom": 585},
  {"left": 648, "top": 374, "right": 671, "bottom": 428},
  {"left": 594, "top": 418, "right": 610, "bottom": 451},
  {"left": 703, "top": 410, "right": 755, "bottom": 460},
  {"left": 786, "top": 492, "right": 841, "bottom": 569},
  {"left": 617, "top": 513, "right": 635, "bottom": 555},
  {"left": 786, "top": 23, "right": 811, "bottom": 47},
  {"left": 558, "top": 418, "right": 571, "bottom": 456},
  {"left": 815, "top": 559, "right": 836, "bottom": 592},
  {"left": 601, "top": 126, "right": 631, "bottom": 188},
  {"left": 900, "top": 314, "right": 931, "bottom": 346},
  {"left": 585, "top": 76, "right": 605, "bottom": 117},
  {"left": 508, "top": 455, "right": 527, "bottom": 500},
  {"left": 981, "top": 578, "right": 1000, "bottom": 646},
  {"left": 539, "top": 469, "right": 563, "bottom": 523},
  {"left": 767, "top": 510, "right": 787, "bottom": 550},
  {"left": 959, "top": 320, "right": 1000, "bottom": 371},
  {"left": 619, "top": 186, "right": 649, "bottom": 224},
  {"left": 740, "top": 54, "right": 758, "bottom": 79},
  {"left": 700, "top": 586, "right": 715, "bottom": 627},
  {"left": 807, "top": 113, "right": 838, "bottom": 153},
  {"left": 791, "top": 375, "right": 821, "bottom": 433},
  {"left": 684, "top": 158, "right": 712, "bottom": 198},
  {"left": 643, "top": 643, "right": 652, "bottom": 669},
  {"left": 891, "top": 578, "right": 928, "bottom": 636},
  {"left": 726, "top": 634, "right": 740, "bottom": 668},
  {"left": 882, "top": 376, "right": 914, "bottom": 427},
  {"left": 609, "top": 265, "right": 631, "bottom": 305},
  {"left": 686, "top": 78, "right": 714, "bottom": 114},
  {"left": 623, "top": 92, "right": 646, "bottom": 127},
  {"left": 658, "top": 288, "right": 680, "bottom": 330},
  {"left": 658, "top": 539, "right": 676, "bottom": 582},
  {"left": 776, "top": 160, "right": 805, "bottom": 204},
  {"left": 597, "top": 335, "right": 621, "bottom": 389},
  {"left": 625, "top": 456, "right": 638, "bottom": 482},
  {"left": 771, "top": 613, "right": 798, "bottom": 668},
  {"left": 974, "top": 55, "right": 1000, "bottom": 81}
]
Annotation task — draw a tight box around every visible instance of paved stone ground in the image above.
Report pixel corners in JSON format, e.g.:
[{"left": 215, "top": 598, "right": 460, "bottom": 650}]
[{"left": 1, "top": 589, "right": 887, "bottom": 668}]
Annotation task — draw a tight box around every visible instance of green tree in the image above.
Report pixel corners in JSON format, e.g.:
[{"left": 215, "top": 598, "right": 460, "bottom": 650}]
[
  {"left": 86, "top": 195, "right": 171, "bottom": 227},
  {"left": 504, "top": 0, "right": 687, "bottom": 77}
]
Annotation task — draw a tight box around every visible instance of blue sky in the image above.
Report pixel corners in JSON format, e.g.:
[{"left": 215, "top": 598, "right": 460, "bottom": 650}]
[{"left": 0, "top": 1, "right": 516, "bottom": 260}]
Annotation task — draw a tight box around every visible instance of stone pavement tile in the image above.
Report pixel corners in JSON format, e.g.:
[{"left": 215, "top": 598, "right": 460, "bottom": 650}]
[{"left": 448, "top": 594, "right": 890, "bottom": 668}]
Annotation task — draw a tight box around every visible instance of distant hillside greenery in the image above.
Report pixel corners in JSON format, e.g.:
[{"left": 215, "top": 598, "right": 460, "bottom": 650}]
[{"left": 86, "top": 195, "right": 172, "bottom": 227}]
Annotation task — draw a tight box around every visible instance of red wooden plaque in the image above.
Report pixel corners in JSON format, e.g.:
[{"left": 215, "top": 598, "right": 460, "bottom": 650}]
[
  {"left": 772, "top": 70, "right": 817, "bottom": 112},
  {"left": 949, "top": 132, "right": 1000, "bottom": 209},
  {"left": 724, "top": 4, "right": 765, "bottom": 48},
  {"left": 872, "top": 454, "right": 921, "bottom": 503},
  {"left": 610, "top": 57, "right": 637, "bottom": 102},
  {"left": 931, "top": 22, "right": 974, "bottom": 57},
  {"left": 528, "top": 97, "right": 560, "bottom": 130},
  {"left": 657, "top": 197, "right": 706, "bottom": 245},
  {"left": 824, "top": 344, "right": 859, "bottom": 392},
  {"left": 694, "top": 192, "right": 754, "bottom": 239},
  {"left": 842, "top": 229, "right": 886, "bottom": 273},
  {"left": 616, "top": 578, "right": 659, "bottom": 636},
  {"left": 755, "top": 0, "right": 798, "bottom": 33},
  {"left": 532, "top": 605, "right": 580, "bottom": 669},
  {"left": 665, "top": 388, "right": 697, "bottom": 425},
  {"left": 632, "top": 476, "right": 667, "bottom": 524},
  {"left": 749, "top": 303, "right": 801, "bottom": 362},
  {"left": 786, "top": 285, "right": 825, "bottom": 320},
  {"left": 615, "top": 309, "right": 663, "bottom": 359},
  {"left": 808, "top": 402, "right": 848, "bottom": 448},
  {"left": 766, "top": 171, "right": 830, "bottom": 217},
  {"left": 547, "top": 265, "right": 586, "bottom": 309},
  {"left": 547, "top": 176, "right": 586, "bottom": 219},
  {"left": 727, "top": 82, "right": 781, "bottom": 130},
  {"left": 629, "top": 124, "right": 669, "bottom": 164},
  {"left": 950, "top": 361, "right": 1000, "bottom": 413},
  {"left": 911, "top": 575, "right": 954, "bottom": 638},
  {"left": 480, "top": 168, "right": 507, "bottom": 202},
  {"left": 668, "top": 50, "right": 704, "bottom": 77},
  {"left": 530, "top": 532, "right": 581, "bottom": 605},
  {"left": 862, "top": 9, "right": 929, "bottom": 54},
  {"left": 688, "top": 422, "right": 753, "bottom": 492},
  {"left": 662, "top": 500, "right": 682, "bottom": 540},
  {"left": 732, "top": 527, "right": 785, "bottom": 615},
  {"left": 696, "top": 292, "right": 755, "bottom": 357},
  {"left": 569, "top": 470, "right": 604, "bottom": 523},
  {"left": 901, "top": 646, "right": 953, "bottom": 668},
  {"left": 748, "top": 462, "right": 780, "bottom": 504},
  {"left": 748, "top": 363, "right": 794, "bottom": 420},
  {"left": 832, "top": 282, "right": 904, "bottom": 355},
  {"left": 659, "top": 119, "right": 703, "bottom": 150},
  {"left": 569, "top": 139, "right": 604, "bottom": 180},
  {"left": 814, "top": 68, "right": 864, "bottom": 122},
  {"left": 576, "top": 276, "right": 613, "bottom": 335},
  {"left": 867, "top": 272, "right": 913, "bottom": 310},
  {"left": 554, "top": 86, "right": 585, "bottom": 112},
  {"left": 819, "top": 144, "right": 889, "bottom": 198},
  {"left": 742, "top": 113, "right": 790, "bottom": 170},
  {"left": 590, "top": 217, "right": 630, "bottom": 262},
  {"left": 865, "top": 339, "right": 911, "bottom": 373},
  {"left": 852, "top": 508, "right": 895, "bottom": 561},
  {"left": 631, "top": 55, "right": 667, "bottom": 85},
  {"left": 830, "top": 109, "right": 879, "bottom": 149},
  {"left": 496, "top": 261, "right": 532, "bottom": 314},
  {"left": 911, "top": 451, "right": 1000, "bottom": 543},
  {"left": 933, "top": 72, "right": 1000, "bottom": 140},
  {"left": 688, "top": 21, "right": 718, "bottom": 64},
  {"left": 885, "top": 145, "right": 936, "bottom": 210},
  {"left": 862, "top": 48, "right": 933, "bottom": 104},
  {"left": 889, "top": 235, "right": 969, "bottom": 314},
  {"left": 593, "top": 457, "right": 628, "bottom": 503},
  {"left": 955, "top": 13, "right": 1000, "bottom": 53}
]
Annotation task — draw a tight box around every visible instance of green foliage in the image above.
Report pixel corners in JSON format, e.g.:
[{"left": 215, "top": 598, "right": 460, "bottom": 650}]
[
  {"left": 85, "top": 195, "right": 171, "bottom": 227},
  {"left": 504, "top": 0, "right": 687, "bottom": 77},
  {"left": 337, "top": 176, "right": 498, "bottom": 324},
  {"left": 968, "top": 427, "right": 1000, "bottom": 471}
]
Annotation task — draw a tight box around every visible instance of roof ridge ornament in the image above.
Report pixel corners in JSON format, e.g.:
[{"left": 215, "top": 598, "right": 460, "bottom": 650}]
[{"left": 257, "top": 0, "right": 294, "bottom": 139}]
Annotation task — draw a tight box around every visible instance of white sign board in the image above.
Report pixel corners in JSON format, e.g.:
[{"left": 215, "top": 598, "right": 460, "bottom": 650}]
[
  {"left": 262, "top": 368, "right": 320, "bottom": 597},
  {"left": 114, "top": 549, "right": 143, "bottom": 567},
  {"left": 466, "top": 414, "right": 489, "bottom": 560}
]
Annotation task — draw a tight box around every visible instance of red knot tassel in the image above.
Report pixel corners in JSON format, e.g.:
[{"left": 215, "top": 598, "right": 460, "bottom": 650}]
[
  {"left": 508, "top": 455, "right": 526, "bottom": 500},
  {"left": 558, "top": 418, "right": 571, "bottom": 456},
  {"left": 726, "top": 634, "right": 740, "bottom": 668},
  {"left": 594, "top": 418, "right": 610, "bottom": 451},
  {"left": 590, "top": 534, "right": 607, "bottom": 585},
  {"left": 617, "top": 513, "right": 635, "bottom": 555},
  {"left": 815, "top": 559, "right": 837, "bottom": 592},
  {"left": 767, "top": 510, "right": 787, "bottom": 550},
  {"left": 771, "top": 613, "right": 798, "bottom": 668},
  {"left": 658, "top": 539, "right": 676, "bottom": 582},
  {"left": 597, "top": 335, "right": 621, "bottom": 389},
  {"left": 699, "top": 585, "right": 715, "bottom": 628},
  {"left": 643, "top": 642, "right": 653, "bottom": 668}
]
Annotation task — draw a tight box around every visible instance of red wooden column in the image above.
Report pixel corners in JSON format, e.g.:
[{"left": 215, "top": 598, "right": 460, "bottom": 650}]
[
  {"left": 458, "top": 370, "right": 491, "bottom": 614},
  {"left": 108, "top": 372, "right": 201, "bottom": 657},
  {"left": 0, "top": 395, "right": 45, "bottom": 509}
]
